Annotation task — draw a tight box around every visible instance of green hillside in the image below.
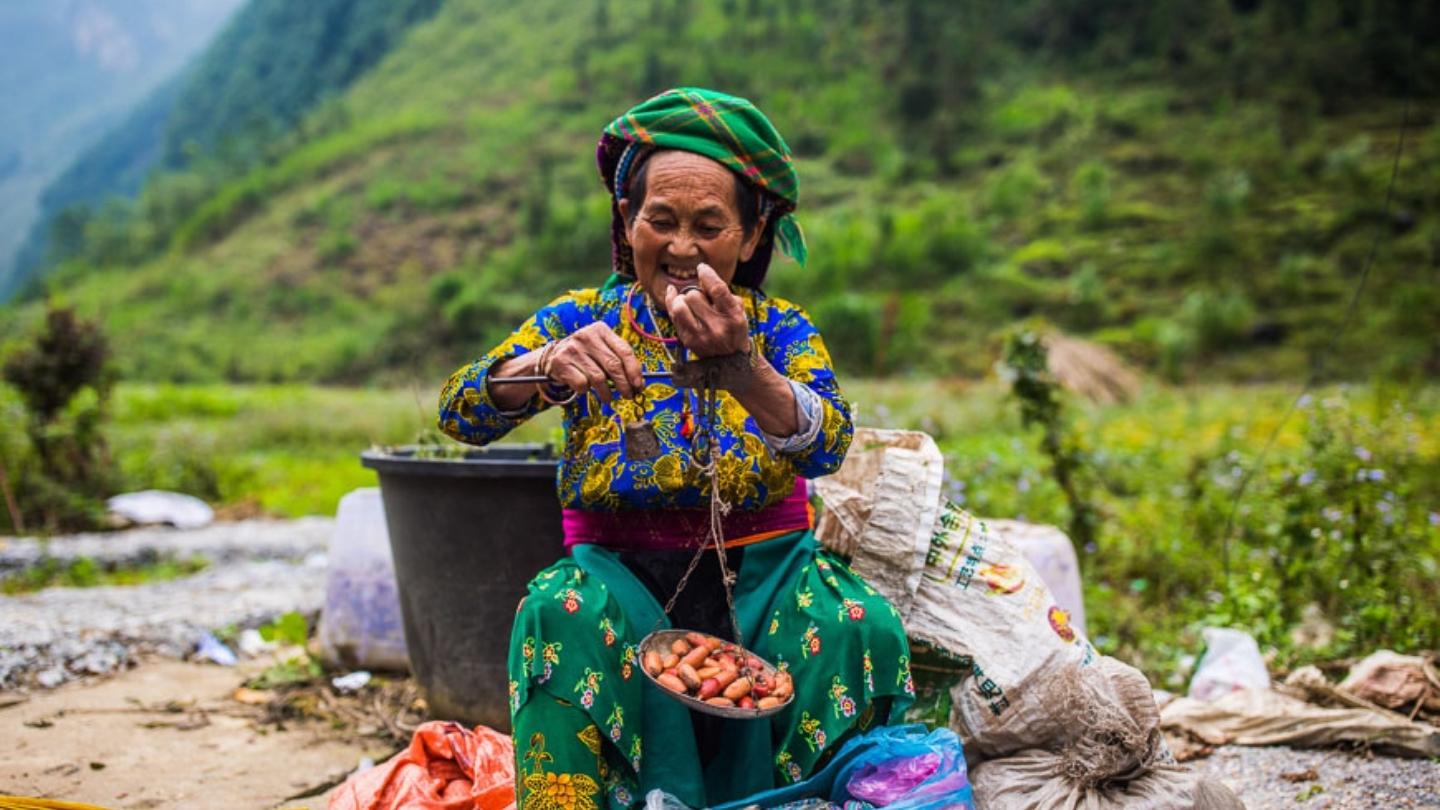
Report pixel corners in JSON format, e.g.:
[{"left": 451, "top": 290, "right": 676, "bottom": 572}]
[
  {"left": 9, "top": 0, "right": 443, "bottom": 299},
  {"left": 0, "top": 0, "right": 242, "bottom": 299},
  {"left": 8, "top": 0, "right": 1439, "bottom": 384}
]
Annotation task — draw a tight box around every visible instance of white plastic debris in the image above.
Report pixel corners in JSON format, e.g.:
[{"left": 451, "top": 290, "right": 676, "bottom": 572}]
[
  {"left": 106, "top": 490, "right": 214, "bottom": 530},
  {"left": 332, "top": 670, "right": 372, "bottom": 693},
  {"left": 193, "top": 631, "right": 238, "bottom": 666},
  {"left": 236, "top": 628, "right": 277, "bottom": 658},
  {"left": 1187, "top": 627, "right": 1270, "bottom": 702}
]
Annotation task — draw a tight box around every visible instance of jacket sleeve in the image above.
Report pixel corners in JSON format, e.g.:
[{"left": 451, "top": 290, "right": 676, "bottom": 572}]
[
  {"left": 760, "top": 301, "right": 854, "bottom": 479},
  {"left": 437, "top": 291, "right": 592, "bottom": 446}
]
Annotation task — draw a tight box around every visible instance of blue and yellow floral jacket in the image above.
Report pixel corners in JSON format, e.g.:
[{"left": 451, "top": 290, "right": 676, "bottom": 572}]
[{"left": 437, "top": 283, "right": 852, "bottom": 511}]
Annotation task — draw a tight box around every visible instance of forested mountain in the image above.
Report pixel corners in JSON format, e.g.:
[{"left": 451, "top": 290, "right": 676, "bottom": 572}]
[
  {"left": 0, "top": 0, "right": 242, "bottom": 299},
  {"left": 8, "top": 0, "right": 444, "bottom": 299},
  {"left": 7, "top": 0, "right": 1438, "bottom": 384}
]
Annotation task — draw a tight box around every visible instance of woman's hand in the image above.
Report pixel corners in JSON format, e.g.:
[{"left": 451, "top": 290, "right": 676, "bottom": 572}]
[
  {"left": 663, "top": 264, "right": 751, "bottom": 358},
  {"left": 544, "top": 323, "right": 645, "bottom": 404},
  {"left": 489, "top": 323, "right": 643, "bottom": 408}
]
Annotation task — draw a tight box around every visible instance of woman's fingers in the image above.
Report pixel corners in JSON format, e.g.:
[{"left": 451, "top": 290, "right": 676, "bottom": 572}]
[
  {"left": 571, "top": 351, "right": 613, "bottom": 403},
  {"left": 665, "top": 286, "right": 709, "bottom": 347},
  {"left": 549, "top": 323, "right": 645, "bottom": 402},
  {"left": 697, "top": 264, "right": 743, "bottom": 319},
  {"left": 665, "top": 266, "right": 748, "bottom": 356},
  {"left": 597, "top": 326, "right": 645, "bottom": 395}
]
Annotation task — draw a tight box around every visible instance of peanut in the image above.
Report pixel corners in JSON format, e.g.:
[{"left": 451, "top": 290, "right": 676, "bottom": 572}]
[
  {"left": 681, "top": 645, "right": 710, "bottom": 669},
  {"left": 737, "top": 696, "right": 755, "bottom": 709},
  {"left": 697, "top": 678, "right": 722, "bottom": 700},
  {"left": 705, "top": 697, "right": 735, "bottom": 707},
  {"left": 656, "top": 672, "right": 687, "bottom": 694},
  {"left": 757, "top": 696, "right": 782, "bottom": 710},
  {"left": 723, "top": 676, "right": 752, "bottom": 701},
  {"left": 685, "top": 631, "right": 711, "bottom": 649},
  {"left": 671, "top": 638, "right": 691, "bottom": 655},
  {"left": 696, "top": 666, "right": 721, "bottom": 680},
  {"left": 661, "top": 653, "right": 679, "bottom": 670},
  {"left": 677, "top": 663, "right": 702, "bottom": 691},
  {"left": 643, "top": 650, "right": 664, "bottom": 677},
  {"left": 714, "top": 668, "right": 739, "bottom": 689}
]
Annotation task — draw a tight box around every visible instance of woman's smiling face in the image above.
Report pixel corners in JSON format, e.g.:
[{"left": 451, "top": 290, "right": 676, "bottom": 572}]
[{"left": 619, "top": 150, "right": 764, "bottom": 303}]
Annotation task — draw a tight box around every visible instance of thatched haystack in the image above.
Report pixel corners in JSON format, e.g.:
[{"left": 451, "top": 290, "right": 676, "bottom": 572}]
[{"left": 1043, "top": 334, "right": 1143, "bottom": 404}]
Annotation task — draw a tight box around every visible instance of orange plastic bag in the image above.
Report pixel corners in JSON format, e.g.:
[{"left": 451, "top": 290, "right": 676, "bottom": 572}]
[{"left": 328, "top": 721, "right": 516, "bottom": 810}]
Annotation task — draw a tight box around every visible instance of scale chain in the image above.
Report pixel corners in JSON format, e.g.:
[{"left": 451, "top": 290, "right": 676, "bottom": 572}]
[{"left": 656, "top": 374, "right": 744, "bottom": 646}]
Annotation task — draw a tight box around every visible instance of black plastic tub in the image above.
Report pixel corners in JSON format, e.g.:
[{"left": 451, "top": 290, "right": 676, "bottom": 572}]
[{"left": 361, "top": 444, "right": 562, "bottom": 731}]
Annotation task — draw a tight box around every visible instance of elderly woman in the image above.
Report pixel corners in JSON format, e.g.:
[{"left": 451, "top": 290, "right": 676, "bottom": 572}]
[{"left": 438, "top": 88, "right": 912, "bottom": 809}]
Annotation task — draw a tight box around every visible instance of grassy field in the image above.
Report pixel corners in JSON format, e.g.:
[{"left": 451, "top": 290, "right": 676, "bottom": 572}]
[{"left": 100, "top": 379, "right": 1440, "bottom": 684}]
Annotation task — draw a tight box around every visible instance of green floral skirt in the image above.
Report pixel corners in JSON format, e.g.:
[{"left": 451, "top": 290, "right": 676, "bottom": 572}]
[{"left": 507, "top": 530, "right": 915, "bottom": 809}]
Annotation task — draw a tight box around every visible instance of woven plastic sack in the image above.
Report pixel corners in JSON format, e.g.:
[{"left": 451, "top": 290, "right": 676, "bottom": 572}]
[
  {"left": 327, "top": 721, "right": 515, "bottom": 810},
  {"left": 813, "top": 429, "right": 945, "bottom": 619},
  {"left": 984, "top": 519, "right": 1087, "bottom": 638},
  {"left": 970, "top": 751, "right": 1244, "bottom": 810},
  {"left": 905, "top": 498, "right": 1106, "bottom": 761}
]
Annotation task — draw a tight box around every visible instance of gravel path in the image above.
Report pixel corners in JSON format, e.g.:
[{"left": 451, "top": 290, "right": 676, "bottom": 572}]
[
  {"left": 0, "top": 517, "right": 332, "bottom": 571},
  {"left": 1190, "top": 744, "right": 1440, "bottom": 809},
  {"left": 0, "top": 519, "right": 332, "bottom": 690}
]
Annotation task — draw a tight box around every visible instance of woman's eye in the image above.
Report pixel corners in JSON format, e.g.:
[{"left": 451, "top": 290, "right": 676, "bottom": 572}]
[
  {"left": 649, "top": 218, "right": 676, "bottom": 231},
  {"left": 697, "top": 225, "right": 723, "bottom": 238}
]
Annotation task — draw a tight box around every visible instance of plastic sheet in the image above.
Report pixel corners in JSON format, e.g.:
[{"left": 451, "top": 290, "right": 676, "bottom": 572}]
[
  {"left": 327, "top": 721, "right": 515, "bottom": 810},
  {"left": 105, "top": 490, "right": 214, "bottom": 529}
]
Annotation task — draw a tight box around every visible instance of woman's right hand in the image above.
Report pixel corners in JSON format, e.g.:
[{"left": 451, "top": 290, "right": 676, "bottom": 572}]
[
  {"left": 504, "top": 321, "right": 639, "bottom": 403},
  {"left": 535, "top": 323, "right": 645, "bottom": 405}
]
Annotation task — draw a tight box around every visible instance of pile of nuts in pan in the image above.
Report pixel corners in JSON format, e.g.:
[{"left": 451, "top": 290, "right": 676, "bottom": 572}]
[{"left": 641, "top": 630, "right": 794, "bottom": 713}]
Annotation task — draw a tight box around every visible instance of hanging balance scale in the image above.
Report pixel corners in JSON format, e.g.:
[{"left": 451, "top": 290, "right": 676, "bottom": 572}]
[
  {"left": 634, "top": 354, "right": 795, "bottom": 718},
  {"left": 491, "top": 350, "right": 796, "bottom": 718}
]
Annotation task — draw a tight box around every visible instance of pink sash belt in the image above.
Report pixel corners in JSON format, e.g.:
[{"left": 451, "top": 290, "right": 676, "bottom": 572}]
[{"left": 562, "top": 479, "right": 812, "bottom": 551}]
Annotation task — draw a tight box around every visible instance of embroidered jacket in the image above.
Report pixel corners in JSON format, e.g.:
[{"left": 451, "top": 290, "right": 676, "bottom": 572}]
[{"left": 438, "top": 283, "right": 852, "bottom": 511}]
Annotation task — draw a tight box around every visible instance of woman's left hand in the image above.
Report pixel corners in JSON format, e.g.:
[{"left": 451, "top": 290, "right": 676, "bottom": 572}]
[{"left": 663, "top": 264, "right": 750, "bottom": 358}]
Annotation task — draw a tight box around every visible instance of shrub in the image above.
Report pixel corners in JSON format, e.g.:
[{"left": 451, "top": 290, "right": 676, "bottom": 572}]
[
  {"left": 811, "top": 293, "right": 881, "bottom": 376},
  {"left": 1074, "top": 160, "right": 1113, "bottom": 229},
  {"left": 1182, "top": 288, "right": 1255, "bottom": 353},
  {"left": 0, "top": 306, "right": 116, "bottom": 532}
]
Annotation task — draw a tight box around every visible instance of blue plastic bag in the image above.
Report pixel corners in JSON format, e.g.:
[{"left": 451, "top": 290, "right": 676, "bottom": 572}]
[
  {"left": 712, "top": 724, "right": 973, "bottom": 810},
  {"left": 832, "top": 726, "right": 973, "bottom": 809}
]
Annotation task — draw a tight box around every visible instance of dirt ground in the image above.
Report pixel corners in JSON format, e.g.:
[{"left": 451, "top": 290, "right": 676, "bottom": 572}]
[
  {"left": 6, "top": 657, "right": 1437, "bottom": 810},
  {"left": 1, "top": 658, "right": 395, "bottom": 810}
]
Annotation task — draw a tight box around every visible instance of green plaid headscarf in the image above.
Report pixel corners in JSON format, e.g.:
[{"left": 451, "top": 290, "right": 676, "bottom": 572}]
[{"left": 597, "top": 87, "right": 807, "bottom": 285}]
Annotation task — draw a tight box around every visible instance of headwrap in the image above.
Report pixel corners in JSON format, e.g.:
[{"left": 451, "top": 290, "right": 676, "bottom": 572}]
[{"left": 597, "top": 87, "right": 807, "bottom": 286}]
